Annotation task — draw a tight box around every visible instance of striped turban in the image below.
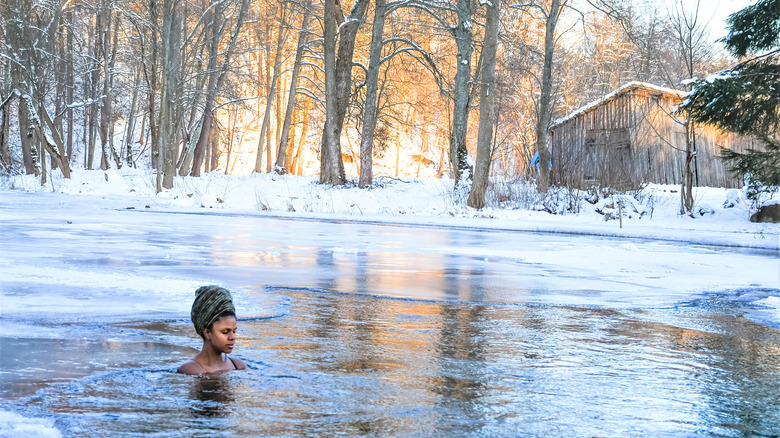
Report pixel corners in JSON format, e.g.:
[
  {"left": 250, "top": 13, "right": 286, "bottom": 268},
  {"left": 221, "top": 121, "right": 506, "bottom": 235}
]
[{"left": 191, "top": 285, "right": 236, "bottom": 338}]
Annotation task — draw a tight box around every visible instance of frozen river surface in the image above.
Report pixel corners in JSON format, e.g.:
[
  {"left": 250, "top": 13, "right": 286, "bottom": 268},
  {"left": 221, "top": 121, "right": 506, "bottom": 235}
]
[{"left": 1, "top": 191, "right": 779, "bottom": 437}]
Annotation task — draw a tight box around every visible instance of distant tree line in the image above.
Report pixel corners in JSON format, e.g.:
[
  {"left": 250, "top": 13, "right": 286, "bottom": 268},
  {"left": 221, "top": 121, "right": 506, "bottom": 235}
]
[{"left": 0, "top": 0, "right": 747, "bottom": 207}]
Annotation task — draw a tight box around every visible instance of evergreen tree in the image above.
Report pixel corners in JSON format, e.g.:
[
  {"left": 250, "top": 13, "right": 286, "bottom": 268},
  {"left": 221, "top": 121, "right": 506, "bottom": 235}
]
[{"left": 680, "top": 0, "right": 780, "bottom": 198}]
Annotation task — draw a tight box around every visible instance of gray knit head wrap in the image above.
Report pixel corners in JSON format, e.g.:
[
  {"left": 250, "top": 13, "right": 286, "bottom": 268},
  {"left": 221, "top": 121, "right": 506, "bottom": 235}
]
[{"left": 191, "top": 285, "right": 236, "bottom": 338}]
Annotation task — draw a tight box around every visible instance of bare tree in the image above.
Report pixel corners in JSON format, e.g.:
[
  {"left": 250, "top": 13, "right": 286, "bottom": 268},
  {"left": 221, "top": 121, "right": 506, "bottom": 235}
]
[
  {"left": 0, "top": 0, "right": 71, "bottom": 180},
  {"left": 320, "top": 0, "right": 371, "bottom": 185},
  {"left": 532, "top": 0, "right": 566, "bottom": 193},
  {"left": 667, "top": 0, "right": 712, "bottom": 215},
  {"left": 184, "top": 0, "right": 250, "bottom": 176}
]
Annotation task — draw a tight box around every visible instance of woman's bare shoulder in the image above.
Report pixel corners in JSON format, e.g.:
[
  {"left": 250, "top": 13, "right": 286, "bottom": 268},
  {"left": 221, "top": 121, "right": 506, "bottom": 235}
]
[
  {"left": 177, "top": 360, "right": 203, "bottom": 375},
  {"left": 231, "top": 357, "right": 248, "bottom": 370}
]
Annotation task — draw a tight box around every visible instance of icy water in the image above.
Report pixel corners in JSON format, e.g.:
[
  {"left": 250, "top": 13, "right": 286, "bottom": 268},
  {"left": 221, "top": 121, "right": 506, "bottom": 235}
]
[{"left": 1, "top": 191, "right": 779, "bottom": 437}]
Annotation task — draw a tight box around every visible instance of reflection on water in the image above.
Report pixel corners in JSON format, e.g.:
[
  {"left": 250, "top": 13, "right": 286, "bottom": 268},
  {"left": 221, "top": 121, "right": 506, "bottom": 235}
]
[
  {"left": 190, "top": 375, "right": 234, "bottom": 418},
  {"left": 4, "top": 287, "right": 778, "bottom": 437}
]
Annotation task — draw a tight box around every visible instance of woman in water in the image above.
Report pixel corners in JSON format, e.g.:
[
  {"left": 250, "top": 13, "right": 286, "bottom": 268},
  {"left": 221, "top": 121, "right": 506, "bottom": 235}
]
[{"left": 178, "top": 285, "right": 248, "bottom": 374}]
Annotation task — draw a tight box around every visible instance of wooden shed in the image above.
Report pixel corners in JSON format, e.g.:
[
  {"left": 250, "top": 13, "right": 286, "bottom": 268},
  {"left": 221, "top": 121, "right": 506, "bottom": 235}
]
[{"left": 548, "top": 81, "right": 760, "bottom": 189}]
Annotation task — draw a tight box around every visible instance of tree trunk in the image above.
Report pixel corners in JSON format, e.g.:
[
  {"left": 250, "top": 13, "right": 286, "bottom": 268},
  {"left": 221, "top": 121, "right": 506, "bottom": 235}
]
[
  {"left": 123, "top": 68, "right": 141, "bottom": 167},
  {"left": 54, "top": 16, "right": 65, "bottom": 171},
  {"left": 159, "top": 0, "right": 182, "bottom": 190},
  {"left": 292, "top": 98, "right": 310, "bottom": 174},
  {"left": 26, "top": 105, "right": 72, "bottom": 179},
  {"left": 680, "top": 119, "right": 695, "bottom": 214},
  {"left": 321, "top": 0, "right": 341, "bottom": 184},
  {"left": 254, "top": 6, "right": 288, "bottom": 173},
  {"left": 38, "top": 99, "right": 72, "bottom": 178},
  {"left": 87, "top": 23, "right": 97, "bottom": 170},
  {"left": 65, "top": 9, "right": 74, "bottom": 163},
  {"left": 275, "top": 0, "right": 312, "bottom": 174},
  {"left": 449, "top": 0, "right": 474, "bottom": 183},
  {"left": 188, "top": 0, "right": 248, "bottom": 176},
  {"left": 0, "top": 74, "right": 11, "bottom": 170},
  {"left": 187, "top": 1, "right": 221, "bottom": 176},
  {"left": 467, "top": 0, "right": 500, "bottom": 209},
  {"left": 210, "top": 119, "right": 219, "bottom": 172},
  {"left": 285, "top": 108, "right": 297, "bottom": 170},
  {"left": 320, "top": 0, "right": 370, "bottom": 185},
  {"left": 18, "top": 98, "right": 39, "bottom": 175},
  {"left": 535, "top": 0, "right": 563, "bottom": 193},
  {"left": 358, "top": 0, "right": 387, "bottom": 188},
  {"left": 0, "top": 104, "right": 9, "bottom": 170},
  {"left": 147, "top": 0, "right": 160, "bottom": 174},
  {"left": 40, "top": 141, "right": 46, "bottom": 185},
  {"left": 99, "top": 5, "right": 114, "bottom": 170},
  {"left": 108, "top": 14, "right": 122, "bottom": 168}
]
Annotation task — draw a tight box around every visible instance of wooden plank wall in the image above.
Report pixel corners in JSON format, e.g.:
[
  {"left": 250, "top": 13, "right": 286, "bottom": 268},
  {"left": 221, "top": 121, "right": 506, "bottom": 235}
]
[{"left": 550, "top": 86, "right": 757, "bottom": 189}]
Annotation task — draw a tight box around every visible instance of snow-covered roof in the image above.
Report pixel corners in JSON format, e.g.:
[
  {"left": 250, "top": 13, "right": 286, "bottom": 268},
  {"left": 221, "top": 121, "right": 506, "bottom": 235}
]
[{"left": 550, "top": 81, "right": 686, "bottom": 129}]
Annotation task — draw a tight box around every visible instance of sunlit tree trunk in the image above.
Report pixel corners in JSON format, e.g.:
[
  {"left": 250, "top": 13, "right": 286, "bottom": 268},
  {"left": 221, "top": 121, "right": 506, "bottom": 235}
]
[
  {"left": 254, "top": 3, "right": 288, "bottom": 173},
  {"left": 292, "top": 98, "right": 310, "bottom": 175},
  {"left": 535, "top": 0, "right": 564, "bottom": 193},
  {"left": 449, "top": 0, "right": 474, "bottom": 183},
  {"left": 467, "top": 0, "right": 500, "bottom": 209},
  {"left": 321, "top": 0, "right": 340, "bottom": 184},
  {"left": 320, "top": 0, "right": 370, "bottom": 185},
  {"left": 275, "top": 0, "right": 312, "bottom": 174},
  {"left": 187, "top": 0, "right": 248, "bottom": 176},
  {"left": 188, "top": 1, "right": 222, "bottom": 176},
  {"left": 358, "top": 0, "right": 387, "bottom": 188}
]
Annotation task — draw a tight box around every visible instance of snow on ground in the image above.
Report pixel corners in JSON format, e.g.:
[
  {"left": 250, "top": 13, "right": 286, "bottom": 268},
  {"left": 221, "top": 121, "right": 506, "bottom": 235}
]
[
  {"left": 1, "top": 168, "right": 778, "bottom": 324},
  {"left": 1, "top": 167, "right": 777, "bottom": 250}
]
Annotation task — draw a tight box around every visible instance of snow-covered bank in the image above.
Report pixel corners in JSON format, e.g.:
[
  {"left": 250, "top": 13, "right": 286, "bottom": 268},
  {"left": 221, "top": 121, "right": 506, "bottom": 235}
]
[{"left": 1, "top": 168, "right": 777, "bottom": 250}]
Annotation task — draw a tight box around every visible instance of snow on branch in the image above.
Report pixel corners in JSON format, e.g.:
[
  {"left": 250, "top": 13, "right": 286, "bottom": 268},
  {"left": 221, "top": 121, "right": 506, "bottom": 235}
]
[
  {"left": 67, "top": 96, "right": 107, "bottom": 110},
  {"left": 295, "top": 87, "right": 325, "bottom": 107},
  {"left": 0, "top": 90, "right": 21, "bottom": 110},
  {"left": 297, "top": 74, "right": 326, "bottom": 96},
  {"left": 387, "top": 0, "right": 455, "bottom": 28},
  {"left": 212, "top": 96, "right": 257, "bottom": 111}
]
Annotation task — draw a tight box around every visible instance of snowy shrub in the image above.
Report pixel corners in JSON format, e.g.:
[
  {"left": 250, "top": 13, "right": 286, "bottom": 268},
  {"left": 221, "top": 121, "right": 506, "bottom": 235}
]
[
  {"left": 483, "top": 178, "right": 585, "bottom": 215},
  {"left": 743, "top": 174, "right": 779, "bottom": 213},
  {"left": 485, "top": 177, "right": 538, "bottom": 209},
  {"left": 538, "top": 186, "right": 583, "bottom": 215},
  {"left": 629, "top": 185, "right": 657, "bottom": 219},
  {"left": 587, "top": 187, "right": 650, "bottom": 221}
]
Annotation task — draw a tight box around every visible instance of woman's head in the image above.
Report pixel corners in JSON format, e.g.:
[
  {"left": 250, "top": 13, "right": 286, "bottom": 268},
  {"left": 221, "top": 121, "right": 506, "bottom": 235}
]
[{"left": 191, "top": 285, "right": 236, "bottom": 339}]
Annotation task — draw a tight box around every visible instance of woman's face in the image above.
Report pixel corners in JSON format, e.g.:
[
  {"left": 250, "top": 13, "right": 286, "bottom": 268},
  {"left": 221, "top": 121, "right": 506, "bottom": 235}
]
[{"left": 206, "top": 315, "right": 237, "bottom": 354}]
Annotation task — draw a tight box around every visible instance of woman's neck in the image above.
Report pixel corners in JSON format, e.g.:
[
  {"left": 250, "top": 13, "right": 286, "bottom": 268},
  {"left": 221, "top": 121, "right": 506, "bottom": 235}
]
[{"left": 198, "top": 342, "right": 227, "bottom": 366}]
